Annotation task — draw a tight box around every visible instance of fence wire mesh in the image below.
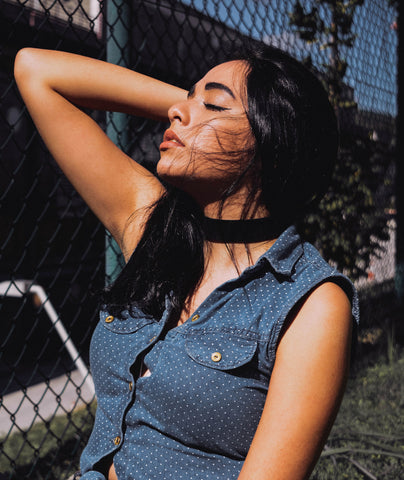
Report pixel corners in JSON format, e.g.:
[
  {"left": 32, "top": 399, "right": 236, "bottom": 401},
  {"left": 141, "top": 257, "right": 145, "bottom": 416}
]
[{"left": 0, "top": 0, "right": 399, "bottom": 479}]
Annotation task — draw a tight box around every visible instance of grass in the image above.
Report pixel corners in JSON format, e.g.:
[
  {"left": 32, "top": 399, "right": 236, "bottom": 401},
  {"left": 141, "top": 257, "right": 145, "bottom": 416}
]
[
  {"left": 0, "top": 403, "right": 95, "bottom": 479},
  {"left": 312, "top": 346, "right": 404, "bottom": 479},
  {"left": 0, "top": 347, "right": 403, "bottom": 479}
]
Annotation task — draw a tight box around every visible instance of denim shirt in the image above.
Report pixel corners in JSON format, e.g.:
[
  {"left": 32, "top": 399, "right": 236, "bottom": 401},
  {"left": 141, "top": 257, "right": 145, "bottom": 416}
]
[{"left": 79, "top": 226, "right": 359, "bottom": 480}]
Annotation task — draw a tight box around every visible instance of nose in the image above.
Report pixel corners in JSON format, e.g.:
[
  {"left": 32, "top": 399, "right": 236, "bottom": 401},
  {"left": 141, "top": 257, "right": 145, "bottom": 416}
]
[{"left": 168, "top": 100, "right": 190, "bottom": 125}]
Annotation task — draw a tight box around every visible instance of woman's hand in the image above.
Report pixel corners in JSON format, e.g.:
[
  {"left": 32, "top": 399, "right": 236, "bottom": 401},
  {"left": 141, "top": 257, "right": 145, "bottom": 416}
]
[
  {"left": 14, "top": 48, "right": 187, "bottom": 258},
  {"left": 238, "top": 282, "right": 353, "bottom": 480}
]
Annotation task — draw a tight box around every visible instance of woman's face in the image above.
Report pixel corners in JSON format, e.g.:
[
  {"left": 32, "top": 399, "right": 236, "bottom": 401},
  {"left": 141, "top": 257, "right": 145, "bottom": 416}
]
[{"left": 157, "top": 60, "right": 255, "bottom": 205}]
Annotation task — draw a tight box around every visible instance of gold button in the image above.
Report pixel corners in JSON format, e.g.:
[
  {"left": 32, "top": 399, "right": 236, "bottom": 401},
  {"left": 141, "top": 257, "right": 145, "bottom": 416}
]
[
  {"left": 191, "top": 314, "right": 200, "bottom": 322},
  {"left": 113, "top": 435, "right": 121, "bottom": 445},
  {"left": 105, "top": 315, "right": 114, "bottom": 323},
  {"left": 149, "top": 335, "right": 157, "bottom": 343},
  {"left": 128, "top": 381, "right": 133, "bottom": 392},
  {"left": 211, "top": 352, "right": 222, "bottom": 362}
]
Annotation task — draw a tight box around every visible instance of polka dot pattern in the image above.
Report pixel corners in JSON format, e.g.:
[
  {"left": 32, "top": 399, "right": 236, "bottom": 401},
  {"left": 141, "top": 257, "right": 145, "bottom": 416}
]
[{"left": 80, "top": 226, "right": 359, "bottom": 479}]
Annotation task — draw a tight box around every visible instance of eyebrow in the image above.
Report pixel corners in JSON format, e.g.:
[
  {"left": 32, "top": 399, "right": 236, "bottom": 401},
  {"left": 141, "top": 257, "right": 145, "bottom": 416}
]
[
  {"left": 205, "top": 82, "right": 236, "bottom": 99},
  {"left": 187, "top": 82, "right": 236, "bottom": 99}
]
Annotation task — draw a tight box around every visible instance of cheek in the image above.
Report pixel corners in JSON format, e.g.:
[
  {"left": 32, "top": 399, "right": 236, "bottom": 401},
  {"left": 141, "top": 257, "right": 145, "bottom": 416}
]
[
  {"left": 192, "top": 119, "right": 254, "bottom": 158},
  {"left": 156, "top": 119, "right": 255, "bottom": 184}
]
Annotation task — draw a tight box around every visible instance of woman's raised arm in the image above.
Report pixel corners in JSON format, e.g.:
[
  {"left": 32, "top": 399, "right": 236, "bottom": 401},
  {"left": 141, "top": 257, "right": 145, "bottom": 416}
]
[{"left": 14, "top": 48, "right": 187, "bottom": 258}]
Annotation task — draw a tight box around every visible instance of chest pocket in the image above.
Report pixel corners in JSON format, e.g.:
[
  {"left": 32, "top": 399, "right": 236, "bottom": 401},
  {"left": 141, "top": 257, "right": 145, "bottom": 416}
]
[{"left": 185, "top": 331, "right": 257, "bottom": 370}]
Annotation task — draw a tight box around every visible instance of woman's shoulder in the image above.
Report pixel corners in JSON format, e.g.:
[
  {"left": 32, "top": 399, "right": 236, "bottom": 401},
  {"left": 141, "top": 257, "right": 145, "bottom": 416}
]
[
  {"left": 299, "top": 240, "right": 359, "bottom": 325},
  {"left": 259, "top": 225, "right": 359, "bottom": 325}
]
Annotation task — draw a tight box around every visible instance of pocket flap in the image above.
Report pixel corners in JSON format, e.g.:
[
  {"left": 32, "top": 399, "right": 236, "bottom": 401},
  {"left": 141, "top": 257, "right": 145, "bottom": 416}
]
[
  {"left": 185, "top": 332, "right": 257, "bottom": 370},
  {"left": 101, "top": 309, "right": 154, "bottom": 334}
]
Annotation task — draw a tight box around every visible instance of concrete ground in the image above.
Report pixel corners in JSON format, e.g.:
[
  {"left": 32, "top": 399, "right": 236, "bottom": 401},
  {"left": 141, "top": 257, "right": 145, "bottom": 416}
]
[{"left": 0, "top": 369, "right": 94, "bottom": 437}]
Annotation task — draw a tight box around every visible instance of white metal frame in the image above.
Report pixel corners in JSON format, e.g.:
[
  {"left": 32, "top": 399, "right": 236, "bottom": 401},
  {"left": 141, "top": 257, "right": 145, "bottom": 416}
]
[{"left": 0, "top": 280, "right": 95, "bottom": 395}]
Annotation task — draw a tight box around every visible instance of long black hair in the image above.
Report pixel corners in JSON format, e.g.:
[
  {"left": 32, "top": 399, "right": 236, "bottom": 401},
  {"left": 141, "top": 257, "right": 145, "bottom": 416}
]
[
  {"left": 239, "top": 45, "right": 338, "bottom": 221},
  {"left": 101, "top": 44, "right": 338, "bottom": 320}
]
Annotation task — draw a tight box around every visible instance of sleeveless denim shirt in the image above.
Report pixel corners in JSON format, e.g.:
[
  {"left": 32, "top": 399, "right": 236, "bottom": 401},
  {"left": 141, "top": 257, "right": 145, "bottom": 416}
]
[{"left": 79, "top": 226, "right": 359, "bottom": 480}]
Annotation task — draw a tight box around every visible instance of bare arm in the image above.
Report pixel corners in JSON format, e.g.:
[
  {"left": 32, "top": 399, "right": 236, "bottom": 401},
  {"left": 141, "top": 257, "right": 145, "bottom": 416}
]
[
  {"left": 14, "top": 48, "right": 188, "bottom": 258},
  {"left": 238, "top": 282, "right": 353, "bottom": 480}
]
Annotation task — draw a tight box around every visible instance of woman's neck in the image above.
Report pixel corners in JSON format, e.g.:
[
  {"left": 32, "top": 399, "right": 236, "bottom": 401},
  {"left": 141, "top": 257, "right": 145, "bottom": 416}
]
[
  {"left": 204, "top": 237, "right": 277, "bottom": 276},
  {"left": 201, "top": 216, "right": 285, "bottom": 244},
  {"left": 202, "top": 196, "right": 269, "bottom": 221},
  {"left": 200, "top": 200, "right": 281, "bottom": 272}
]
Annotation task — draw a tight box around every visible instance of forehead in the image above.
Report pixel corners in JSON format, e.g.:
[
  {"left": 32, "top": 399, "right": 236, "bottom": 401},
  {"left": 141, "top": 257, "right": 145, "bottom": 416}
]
[{"left": 199, "top": 60, "right": 248, "bottom": 97}]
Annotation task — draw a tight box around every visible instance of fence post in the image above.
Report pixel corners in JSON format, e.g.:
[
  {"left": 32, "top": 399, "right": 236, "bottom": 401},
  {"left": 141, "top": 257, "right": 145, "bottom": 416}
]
[
  {"left": 395, "top": 2, "right": 404, "bottom": 304},
  {"left": 105, "top": 0, "right": 130, "bottom": 283}
]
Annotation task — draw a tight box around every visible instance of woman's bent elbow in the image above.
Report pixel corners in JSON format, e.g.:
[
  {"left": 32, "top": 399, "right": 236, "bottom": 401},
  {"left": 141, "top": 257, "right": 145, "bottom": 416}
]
[{"left": 14, "top": 48, "right": 46, "bottom": 88}]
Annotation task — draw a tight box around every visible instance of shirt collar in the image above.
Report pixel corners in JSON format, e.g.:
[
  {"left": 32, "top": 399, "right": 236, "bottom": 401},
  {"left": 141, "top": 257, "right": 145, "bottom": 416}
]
[{"left": 260, "top": 225, "right": 304, "bottom": 276}]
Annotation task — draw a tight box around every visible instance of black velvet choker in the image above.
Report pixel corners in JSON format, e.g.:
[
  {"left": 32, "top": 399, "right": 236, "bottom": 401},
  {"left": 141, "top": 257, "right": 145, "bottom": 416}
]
[{"left": 202, "top": 216, "right": 285, "bottom": 243}]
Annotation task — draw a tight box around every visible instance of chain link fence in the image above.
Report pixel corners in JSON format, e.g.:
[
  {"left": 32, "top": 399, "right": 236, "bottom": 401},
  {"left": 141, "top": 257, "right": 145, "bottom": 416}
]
[{"left": 0, "top": 0, "right": 399, "bottom": 478}]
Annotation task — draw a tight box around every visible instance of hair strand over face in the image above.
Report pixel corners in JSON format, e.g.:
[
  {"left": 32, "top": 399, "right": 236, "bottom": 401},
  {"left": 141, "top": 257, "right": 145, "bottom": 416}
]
[{"left": 102, "top": 44, "right": 338, "bottom": 320}]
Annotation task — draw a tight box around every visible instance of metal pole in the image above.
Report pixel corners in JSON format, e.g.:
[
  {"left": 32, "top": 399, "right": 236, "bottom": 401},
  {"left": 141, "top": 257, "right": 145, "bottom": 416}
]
[
  {"left": 0, "top": 280, "right": 95, "bottom": 395},
  {"left": 395, "top": 2, "right": 403, "bottom": 304},
  {"left": 31, "top": 286, "right": 95, "bottom": 395},
  {"left": 105, "top": 0, "right": 130, "bottom": 283}
]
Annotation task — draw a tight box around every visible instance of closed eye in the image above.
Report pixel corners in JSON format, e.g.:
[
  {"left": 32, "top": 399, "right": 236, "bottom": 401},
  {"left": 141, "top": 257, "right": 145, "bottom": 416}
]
[{"left": 204, "top": 103, "right": 230, "bottom": 112}]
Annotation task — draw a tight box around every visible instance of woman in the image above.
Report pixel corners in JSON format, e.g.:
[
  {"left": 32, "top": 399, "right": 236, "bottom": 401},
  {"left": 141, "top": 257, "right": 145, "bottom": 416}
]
[{"left": 14, "top": 44, "right": 358, "bottom": 480}]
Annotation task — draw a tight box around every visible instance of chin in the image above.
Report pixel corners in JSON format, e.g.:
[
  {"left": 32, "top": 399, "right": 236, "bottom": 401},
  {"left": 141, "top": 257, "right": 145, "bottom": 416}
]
[
  {"left": 156, "top": 164, "right": 203, "bottom": 200},
  {"left": 156, "top": 153, "right": 237, "bottom": 200},
  {"left": 157, "top": 155, "right": 194, "bottom": 186}
]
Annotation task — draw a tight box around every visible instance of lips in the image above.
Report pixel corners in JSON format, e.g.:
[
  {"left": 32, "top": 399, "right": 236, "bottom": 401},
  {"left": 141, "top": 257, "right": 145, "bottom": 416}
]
[{"left": 160, "top": 129, "right": 185, "bottom": 150}]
